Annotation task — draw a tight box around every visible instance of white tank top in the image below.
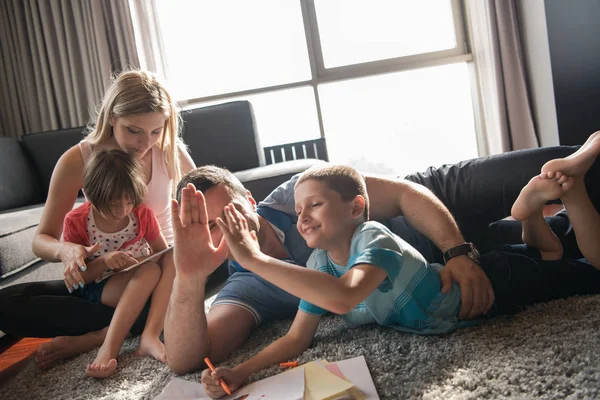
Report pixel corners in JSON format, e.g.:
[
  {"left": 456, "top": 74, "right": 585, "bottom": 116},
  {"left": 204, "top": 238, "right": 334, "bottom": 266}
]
[{"left": 78, "top": 140, "right": 174, "bottom": 245}]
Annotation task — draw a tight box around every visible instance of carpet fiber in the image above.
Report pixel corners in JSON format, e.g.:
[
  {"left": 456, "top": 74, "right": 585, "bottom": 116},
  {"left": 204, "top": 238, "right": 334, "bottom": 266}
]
[{"left": 2, "top": 295, "right": 600, "bottom": 400}]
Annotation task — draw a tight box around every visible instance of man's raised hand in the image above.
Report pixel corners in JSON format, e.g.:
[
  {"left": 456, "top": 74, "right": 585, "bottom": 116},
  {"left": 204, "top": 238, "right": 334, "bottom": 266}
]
[{"left": 170, "top": 183, "right": 228, "bottom": 278}]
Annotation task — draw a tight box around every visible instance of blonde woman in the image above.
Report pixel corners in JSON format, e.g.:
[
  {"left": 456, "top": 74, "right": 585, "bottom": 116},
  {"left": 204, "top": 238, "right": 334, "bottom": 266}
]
[{"left": 0, "top": 70, "right": 195, "bottom": 368}]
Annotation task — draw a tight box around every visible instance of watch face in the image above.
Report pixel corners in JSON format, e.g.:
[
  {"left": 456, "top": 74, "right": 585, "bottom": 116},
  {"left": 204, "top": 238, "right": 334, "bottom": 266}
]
[{"left": 468, "top": 246, "right": 481, "bottom": 263}]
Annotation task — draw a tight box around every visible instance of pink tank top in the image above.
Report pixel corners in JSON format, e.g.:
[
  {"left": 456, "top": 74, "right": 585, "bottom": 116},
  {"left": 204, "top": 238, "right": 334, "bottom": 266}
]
[{"left": 78, "top": 140, "right": 174, "bottom": 244}]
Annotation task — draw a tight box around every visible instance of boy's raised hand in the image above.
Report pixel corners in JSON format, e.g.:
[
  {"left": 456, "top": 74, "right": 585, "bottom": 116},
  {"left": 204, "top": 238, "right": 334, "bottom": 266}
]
[
  {"left": 216, "top": 203, "right": 262, "bottom": 266},
  {"left": 200, "top": 366, "right": 246, "bottom": 399},
  {"left": 171, "top": 183, "right": 228, "bottom": 278}
]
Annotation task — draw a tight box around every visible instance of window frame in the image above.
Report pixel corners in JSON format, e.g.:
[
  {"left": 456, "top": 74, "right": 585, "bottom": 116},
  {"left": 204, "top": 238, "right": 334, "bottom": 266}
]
[{"left": 177, "top": 0, "right": 473, "bottom": 143}]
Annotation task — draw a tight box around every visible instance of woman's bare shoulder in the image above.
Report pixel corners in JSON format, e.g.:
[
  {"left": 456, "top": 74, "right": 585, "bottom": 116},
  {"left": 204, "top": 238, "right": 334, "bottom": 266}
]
[{"left": 55, "top": 144, "right": 85, "bottom": 177}]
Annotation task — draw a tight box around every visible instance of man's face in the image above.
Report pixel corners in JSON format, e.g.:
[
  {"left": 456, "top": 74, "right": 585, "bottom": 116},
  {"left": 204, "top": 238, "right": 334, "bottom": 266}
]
[{"left": 202, "top": 184, "right": 259, "bottom": 259}]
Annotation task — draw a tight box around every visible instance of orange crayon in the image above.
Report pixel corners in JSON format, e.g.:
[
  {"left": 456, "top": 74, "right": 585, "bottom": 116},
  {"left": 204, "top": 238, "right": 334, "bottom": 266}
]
[
  {"left": 280, "top": 360, "right": 299, "bottom": 368},
  {"left": 204, "top": 357, "right": 232, "bottom": 395}
]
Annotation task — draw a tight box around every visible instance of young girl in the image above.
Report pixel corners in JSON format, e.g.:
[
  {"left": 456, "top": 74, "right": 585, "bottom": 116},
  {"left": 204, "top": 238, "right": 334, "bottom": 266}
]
[
  {"left": 0, "top": 70, "right": 194, "bottom": 369},
  {"left": 64, "top": 148, "right": 167, "bottom": 378},
  {"left": 201, "top": 161, "right": 600, "bottom": 397}
]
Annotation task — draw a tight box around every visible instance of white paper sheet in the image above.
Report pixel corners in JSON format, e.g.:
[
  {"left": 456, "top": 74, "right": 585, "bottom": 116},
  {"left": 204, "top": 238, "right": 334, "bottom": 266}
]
[
  {"left": 335, "top": 356, "right": 379, "bottom": 400},
  {"left": 155, "top": 366, "right": 304, "bottom": 400},
  {"left": 155, "top": 355, "right": 378, "bottom": 400}
]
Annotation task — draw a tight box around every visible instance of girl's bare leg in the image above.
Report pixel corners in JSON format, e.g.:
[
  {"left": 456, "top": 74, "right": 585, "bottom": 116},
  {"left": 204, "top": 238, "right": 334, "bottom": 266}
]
[
  {"left": 511, "top": 174, "right": 574, "bottom": 260},
  {"left": 86, "top": 262, "right": 161, "bottom": 378},
  {"left": 541, "top": 131, "right": 600, "bottom": 269},
  {"left": 134, "top": 251, "right": 175, "bottom": 363},
  {"left": 560, "top": 179, "right": 600, "bottom": 269}
]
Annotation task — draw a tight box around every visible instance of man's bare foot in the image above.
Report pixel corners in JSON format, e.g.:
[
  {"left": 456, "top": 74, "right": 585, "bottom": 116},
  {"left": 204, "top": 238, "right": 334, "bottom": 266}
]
[
  {"left": 85, "top": 345, "right": 118, "bottom": 378},
  {"left": 35, "top": 328, "right": 107, "bottom": 369},
  {"left": 135, "top": 334, "right": 167, "bottom": 363},
  {"left": 542, "top": 130, "right": 600, "bottom": 178},
  {"left": 511, "top": 174, "right": 574, "bottom": 221}
]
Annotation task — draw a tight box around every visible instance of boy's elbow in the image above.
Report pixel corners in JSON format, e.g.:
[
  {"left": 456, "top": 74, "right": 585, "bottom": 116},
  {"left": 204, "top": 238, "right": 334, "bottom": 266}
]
[
  {"left": 328, "top": 297, "right": 357, "bottom": 315},
  {"left": 333, "top": 301, "right": 357, "bottom": 315},
  {"left": 331, "top": 287, "right": 361, "bottom": 315}
]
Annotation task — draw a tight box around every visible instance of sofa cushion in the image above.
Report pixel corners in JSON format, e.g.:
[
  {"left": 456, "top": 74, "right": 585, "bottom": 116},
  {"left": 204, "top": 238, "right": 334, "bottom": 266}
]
[
  {"left": 0, "top": 199, "right": 86, "bottom": 279},
  {"left": 0, "top": 204, "right": 45, "bottom": 278},
  {"left": 0, "top": 137, "right": 45, "bottom": 212},
  {"left": 235, "top": 159, "right": 327, "bottom": 202},
  {"left": 181, "top": 101, "right": 265, "bottom": 172},
  {"left": 21, "top": 127, "right": 86, "bottom": 193}
]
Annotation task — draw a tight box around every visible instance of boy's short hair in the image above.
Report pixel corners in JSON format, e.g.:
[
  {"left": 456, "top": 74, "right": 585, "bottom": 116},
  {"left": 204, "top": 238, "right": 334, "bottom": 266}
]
[
  {"left": 176, "top": 165, "right": 248, "bottom": 203},
  {"left": 83, "top": 148, "right": 147, "bottom": 215},
  {"left": 296, "top": 164, "right": 369, "bottom": 220}
]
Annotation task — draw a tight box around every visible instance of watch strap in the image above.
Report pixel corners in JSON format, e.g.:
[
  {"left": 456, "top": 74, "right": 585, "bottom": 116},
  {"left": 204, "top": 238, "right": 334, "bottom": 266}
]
[{"left": 443, "top": 243, "right": 475, "bottom": 263}]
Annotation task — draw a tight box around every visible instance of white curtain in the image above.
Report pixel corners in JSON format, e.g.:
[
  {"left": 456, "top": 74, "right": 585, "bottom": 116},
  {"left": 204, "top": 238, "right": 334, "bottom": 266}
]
[
  {"left": 0, "top": 0, "right": 140, "bottom": 138},
  {"left": 467, "top": 0, "right": 539, "bottom": 155},
  {"left": 128, "top": 0, "right": 169, "bottom": 81}
]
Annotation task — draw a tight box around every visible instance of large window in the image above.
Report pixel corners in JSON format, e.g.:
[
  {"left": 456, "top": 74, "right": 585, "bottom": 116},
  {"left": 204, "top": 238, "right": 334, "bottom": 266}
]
[{"left": 157, "top": 0, "right": 478, "bottom": 176}]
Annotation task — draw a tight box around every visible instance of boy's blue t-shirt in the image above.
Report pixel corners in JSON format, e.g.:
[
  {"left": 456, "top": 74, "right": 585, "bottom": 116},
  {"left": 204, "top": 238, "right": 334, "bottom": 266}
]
[{"left": 298, "top": 221, "right": 467, "bottom": 335}]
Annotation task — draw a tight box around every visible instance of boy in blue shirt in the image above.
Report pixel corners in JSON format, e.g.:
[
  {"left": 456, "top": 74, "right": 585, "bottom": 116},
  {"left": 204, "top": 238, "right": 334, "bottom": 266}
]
[{"left": 200, "top": 150, "right": 600, "bottom": 397}]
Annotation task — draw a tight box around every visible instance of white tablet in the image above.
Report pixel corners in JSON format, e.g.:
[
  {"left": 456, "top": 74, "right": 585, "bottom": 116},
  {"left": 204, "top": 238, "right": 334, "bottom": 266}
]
[{"left": 96, "top": 246, "right": 173, "bottom": 283}]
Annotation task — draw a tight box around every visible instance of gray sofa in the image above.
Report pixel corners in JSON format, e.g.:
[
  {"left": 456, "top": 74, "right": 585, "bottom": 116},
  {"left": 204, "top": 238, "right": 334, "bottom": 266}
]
[{"left": 0, "top": 100, "right": 326, "bottom": 290}]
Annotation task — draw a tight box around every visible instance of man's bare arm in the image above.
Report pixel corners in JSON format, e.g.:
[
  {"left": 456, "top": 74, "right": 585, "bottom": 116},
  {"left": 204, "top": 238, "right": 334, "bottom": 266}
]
[
  {"left": 165, "top": 276, "right": 210, "bottom": 374},
  {"left": 164, "top": 186, "right": 228, "bottom": 374},
  {"left": 365, "top": 175, "right": 494, "bottom": 319},
  {"left": 366, "top": 176, "right": 462, "bottom": 249}
]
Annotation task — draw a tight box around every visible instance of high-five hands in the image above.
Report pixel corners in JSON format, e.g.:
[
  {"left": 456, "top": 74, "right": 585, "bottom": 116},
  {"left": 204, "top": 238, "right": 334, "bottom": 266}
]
[
  {"left": 216, "top": 203, "right": 263, "bottom": 266},
  {"left": 170, "top": 183, "right": 228, "bottom": 278}
]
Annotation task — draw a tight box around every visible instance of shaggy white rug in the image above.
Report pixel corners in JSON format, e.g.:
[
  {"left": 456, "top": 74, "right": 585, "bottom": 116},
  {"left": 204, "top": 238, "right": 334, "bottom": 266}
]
[{"left": 2, "top": 295, "right": 600, "bottom": 400}]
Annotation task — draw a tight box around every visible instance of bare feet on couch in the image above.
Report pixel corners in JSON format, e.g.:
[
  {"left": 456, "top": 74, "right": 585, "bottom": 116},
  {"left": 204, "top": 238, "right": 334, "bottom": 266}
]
[
  {"left": 86, "top": 343, "right": 118, "bottom": 378},
  {"left": 134, "top": 333, "right": 167, "bottom": 363},
  {"left": 511, "top": 173, "right": 573, "bottom": 221},
  {"left": 35, "top": 327, "right": 107, "bottom": 369},
  {"left": 542, "top": 130, "right": 600, "bottom": 178}
]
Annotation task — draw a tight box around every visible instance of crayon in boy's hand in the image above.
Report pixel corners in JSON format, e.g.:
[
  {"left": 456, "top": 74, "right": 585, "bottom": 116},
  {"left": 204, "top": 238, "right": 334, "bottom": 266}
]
[
  {"left": 280, "top": 360, "right": 299, "bottom": 368},
  {"left": 204, "top": 357, "right": 232, "bottom": 395}
]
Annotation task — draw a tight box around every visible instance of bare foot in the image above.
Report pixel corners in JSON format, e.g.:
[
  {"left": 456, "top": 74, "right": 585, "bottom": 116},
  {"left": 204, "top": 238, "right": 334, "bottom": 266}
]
[
  {"left": 542, "top": 130, "right": 600, "bottom": 177},
  {"left": 35, "top": 328, "right": 107, "bottom": 369},
  {"left": 85, "top": 343, "right": 119, "bottom": 378},
  {"left": 511, "top": 174, "right": 573, "bottom": 221},
  {"left": 86, "top": 358, "right": 118, "bottom": 379},
  {"left": 135, "top": 334, "right": 167, "bottom": 363}
]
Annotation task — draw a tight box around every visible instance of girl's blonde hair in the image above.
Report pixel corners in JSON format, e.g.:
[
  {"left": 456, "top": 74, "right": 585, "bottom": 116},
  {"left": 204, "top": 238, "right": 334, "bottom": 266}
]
[{"left": 86, "top": 70, "right": 183, "bottom": 196}]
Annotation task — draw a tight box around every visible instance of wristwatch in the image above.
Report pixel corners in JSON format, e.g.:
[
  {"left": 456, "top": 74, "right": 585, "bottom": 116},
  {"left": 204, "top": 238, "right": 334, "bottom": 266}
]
[{"left": 443, "top": 242, "right": 480, "bottom": 264}]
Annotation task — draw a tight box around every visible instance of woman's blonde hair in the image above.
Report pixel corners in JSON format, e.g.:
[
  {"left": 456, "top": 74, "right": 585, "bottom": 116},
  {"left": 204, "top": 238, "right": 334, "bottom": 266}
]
[{"left": 86, "top": 70, "right": 183, "bottom": 196}]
